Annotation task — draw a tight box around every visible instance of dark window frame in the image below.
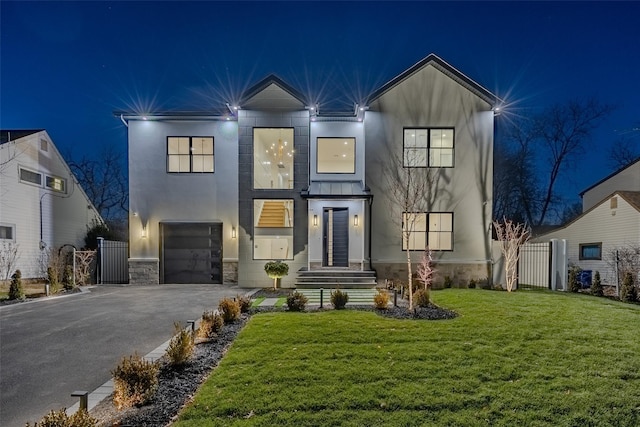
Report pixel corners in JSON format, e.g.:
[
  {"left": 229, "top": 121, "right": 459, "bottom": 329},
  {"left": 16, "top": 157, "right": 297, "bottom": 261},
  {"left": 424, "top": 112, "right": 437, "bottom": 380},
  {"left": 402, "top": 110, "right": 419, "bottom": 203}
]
[
  {"left": 579, "top": 242, "right": 602, "bottom": 260},
  {"left": 0, "top": 224, "right": 15, "bottom": 241},
  {"left": 252, "top": 198, "right": 295, "bottom": 260},
  {"left": 316, "top": 137, "right": 356, "bottom": 174},
  {"left": 19, "top": 167, "right": 42, "bottom": 186},
  {"left": 401, "top": 211, "right": 454, "bottom": 252},
  {"left": 166, "top": 136, "right": 215, "bottom": 174},
  {"left": 402, "top": 127, "right": 455, "bottom": 168}
]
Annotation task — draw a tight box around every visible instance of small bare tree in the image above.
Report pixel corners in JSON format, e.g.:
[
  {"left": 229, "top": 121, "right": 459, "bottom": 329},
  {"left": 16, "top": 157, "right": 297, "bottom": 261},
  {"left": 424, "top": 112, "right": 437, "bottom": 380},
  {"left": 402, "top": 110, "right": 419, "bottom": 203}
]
[
  {"left": 606, "top": 244, "right": 640, "bottom": 295},
  {"left": 0, "top": 241, "right": 20, "bottom": 282},
  {"left": 74, "top": 250, "right": 96, "bottom": 285},
  {"left": 383, "top": 147, "right": 437, "bottom": 310},
  {"left": 416, "top": 248, "right": 435, "bottom": 291},
  {"left": 493, "top": 218, "right": 530, "bottom": 292}
]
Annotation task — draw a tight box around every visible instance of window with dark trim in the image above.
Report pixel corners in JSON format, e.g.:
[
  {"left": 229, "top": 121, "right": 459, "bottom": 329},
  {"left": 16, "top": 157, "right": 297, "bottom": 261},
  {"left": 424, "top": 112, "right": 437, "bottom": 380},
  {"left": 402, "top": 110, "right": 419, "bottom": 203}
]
[
  {"left": 19, "top": 168, "right": 42, "bottom": 186},
  {"left": 317, "top": 137, "right": 355, "bottom": 174},
  {"left": 45, "top": 175, "right": 66, "bottom": 193},
  {"left": 579, "top": 243, "right": 602, "bottom": 260},
  {"left": 0, "top": 224, "right": 14, "bottom": 240},
  {"left": 402, "top": 212, "right": 453, "bottom": 251},
  {"left": 167, "top": 136, "right": 214, "bottom": 173},
  {"left": 403, "top": 128, "right": 454, "bottom": 168},
  {"left": 253, "top": 199, "right": 294, "bottom": 260}
]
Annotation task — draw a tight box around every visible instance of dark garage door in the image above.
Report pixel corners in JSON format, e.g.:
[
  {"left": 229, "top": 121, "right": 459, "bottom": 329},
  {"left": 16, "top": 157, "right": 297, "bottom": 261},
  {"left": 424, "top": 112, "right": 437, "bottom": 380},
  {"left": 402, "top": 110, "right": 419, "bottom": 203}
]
[{"left": 161, "top": 222, "right": 222, "bottom": 284}]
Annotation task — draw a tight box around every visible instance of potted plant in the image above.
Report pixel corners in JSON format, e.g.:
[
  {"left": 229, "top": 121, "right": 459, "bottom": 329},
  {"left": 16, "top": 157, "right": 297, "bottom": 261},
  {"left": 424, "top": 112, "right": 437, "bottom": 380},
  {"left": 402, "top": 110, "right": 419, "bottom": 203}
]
[{"left": 264, "top": 260, "right": 289, "bottom": 290}]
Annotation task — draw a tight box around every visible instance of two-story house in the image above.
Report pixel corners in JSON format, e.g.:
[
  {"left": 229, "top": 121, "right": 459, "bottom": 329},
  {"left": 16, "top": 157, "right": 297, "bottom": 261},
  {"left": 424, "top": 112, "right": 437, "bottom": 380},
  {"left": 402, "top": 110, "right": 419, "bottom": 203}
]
[{"left": 120, "top": 54, "right": 499, "bottom": 287}]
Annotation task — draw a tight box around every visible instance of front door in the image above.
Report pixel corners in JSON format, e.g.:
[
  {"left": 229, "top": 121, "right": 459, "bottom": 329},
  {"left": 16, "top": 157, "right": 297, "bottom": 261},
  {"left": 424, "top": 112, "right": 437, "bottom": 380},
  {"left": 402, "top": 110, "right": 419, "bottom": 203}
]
[{"left": 322, "top": 208, "right": 349, "bottom": 267}]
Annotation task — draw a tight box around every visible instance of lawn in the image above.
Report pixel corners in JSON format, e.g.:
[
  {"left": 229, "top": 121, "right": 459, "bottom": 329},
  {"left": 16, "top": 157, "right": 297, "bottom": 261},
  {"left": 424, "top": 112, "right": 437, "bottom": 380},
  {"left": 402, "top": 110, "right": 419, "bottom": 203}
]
[{"left": 175, "top": 290, "right": 640, "bottom": 426}]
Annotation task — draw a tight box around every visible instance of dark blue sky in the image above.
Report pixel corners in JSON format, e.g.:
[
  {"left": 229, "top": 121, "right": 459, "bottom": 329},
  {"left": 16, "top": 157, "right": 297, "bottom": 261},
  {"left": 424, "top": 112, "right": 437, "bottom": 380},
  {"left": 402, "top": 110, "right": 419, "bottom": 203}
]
[{"left": 2, "top": 1, "right": 639, "bottom": 202}]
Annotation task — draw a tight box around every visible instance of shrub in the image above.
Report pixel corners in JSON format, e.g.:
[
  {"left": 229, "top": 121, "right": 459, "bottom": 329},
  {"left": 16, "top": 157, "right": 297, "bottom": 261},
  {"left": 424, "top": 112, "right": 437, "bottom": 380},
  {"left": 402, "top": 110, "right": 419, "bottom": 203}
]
[
  {"left": 236, "top": 294, "right": 252, "bottom": 313},
  {"left": 112, "top": 353, "right": 159, "bottom": 409},
  {"left": 468, "top": 278, "right": 477, "bottom": 289},
  {"left": 25, "top": 408, "right": 97, "bottom": 427},
  {"left": 444, "top": 276, "right": 453, "bottom": 288},
  {"left": 413, "top": 288, "right": 430, "bottom": 307},
  {"left": 620, "top": 272, "right": 637, "bottom": 303},
  {"left": 591, "top": 270, "right": 604, "bottom": 297},
  {"left": 166, "top": 322, "right": 194, "bottom": 367},
  {"left": 47, "top": 266, "right": 61, "bottom": 294},
  {"left": 218, "top": 298, "right": 240, "bottom": 323},
  {"left": 331, "top": 288, "right": 349, "bottom": 309},
  {"left": 286, "top": 291, "right": 308, "bottom": 311},
  {"left": 63, "top": 265, "right": 74, "bottom": 290},
  {"left": 8, "top": 269, "right": 25, "bottom": 300},
  {"left": 197, "top": 310, "right": 224, "bottom": 339},
  {"left": 264, "top": 260, "right": 289, "bottom": 289},
  {"left": 569, "top": 266, "right": 582, "bottom": 293},
  {"left": 373, "top": 290, "right": 390, "bottom": 310}
]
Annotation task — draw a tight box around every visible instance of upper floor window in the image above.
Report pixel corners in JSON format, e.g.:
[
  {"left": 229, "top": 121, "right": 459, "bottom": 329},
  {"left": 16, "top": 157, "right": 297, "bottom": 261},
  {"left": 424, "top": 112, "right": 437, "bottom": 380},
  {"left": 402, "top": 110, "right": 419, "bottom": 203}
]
[
  {"left": 317, "top": 137, "right": 355, "bottom": 174},
  {"left": 46, "top": 175, "right": 66, "bottom": 193},
  {"left": 403, "top": 128, "right": 454, "bottom": 168},
  {"left": 254, "top": 128, "right": 294, "bottom": 189},
  {"left": 19, "top": 168, "right": 42, "bottom": 186},
  {"left": 167, "top": 136, "right": 214, "bottom": 173},
  {"left": 402, "top": 212, "right": 453, "bottom": 251}
]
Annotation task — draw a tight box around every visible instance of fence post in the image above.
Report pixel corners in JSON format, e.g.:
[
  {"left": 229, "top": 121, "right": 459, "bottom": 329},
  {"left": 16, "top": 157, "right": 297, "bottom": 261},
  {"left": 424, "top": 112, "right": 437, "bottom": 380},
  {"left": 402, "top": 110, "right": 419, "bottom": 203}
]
[
  {"left": 72, "top": 248, "right": 77, "bottom": 288},
  {"left": 71, "top": 391, "right": 88, "bottom": 411},
  {"left": 320, "top": 288, "right": 323, "bottom": 309},
  {"left": 549, "top": 239, "right": 557, "bottom": 291},
  {"left": 97, "top": 237, "right": 104, "bottom": 285}
]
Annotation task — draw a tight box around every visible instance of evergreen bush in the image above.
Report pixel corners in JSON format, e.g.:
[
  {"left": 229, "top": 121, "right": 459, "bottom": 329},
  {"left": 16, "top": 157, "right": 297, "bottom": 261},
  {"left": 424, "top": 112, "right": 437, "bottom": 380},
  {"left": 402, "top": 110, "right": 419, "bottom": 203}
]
[
  {"left": 590, "top": 270, "right": 604, "bottom": 297},
  {"left": 25, "top": 408, "right": 97, "bottom": 427},
  {"left": 166, "top": 323, "right": 194, "bottom": 367},
  {"left": 620, "top": 272, "right": 637, "bottom": 303},
  {"left": 413, "top": 288, "right": 430, "bottom": 308},
  {"left": 63, "top": 265, "right": 74, "bottom": 290},
  {"left": 197, "top": 310, "right": 224, "bottom": 339},
  {"left": 8, "top": 269, "right": 25, "bottom": 300},
  {"left": 47, "top": 266, "right": 60, "bottom": 294},
  {"left": 444, "top": 276, "right": 453, "bottom": 288},
  {"left": 569, "top": 266, "right": 582, "bottom": 293},
  {"left": 331, "top": 288, "right": 349, "bottom": 309}
]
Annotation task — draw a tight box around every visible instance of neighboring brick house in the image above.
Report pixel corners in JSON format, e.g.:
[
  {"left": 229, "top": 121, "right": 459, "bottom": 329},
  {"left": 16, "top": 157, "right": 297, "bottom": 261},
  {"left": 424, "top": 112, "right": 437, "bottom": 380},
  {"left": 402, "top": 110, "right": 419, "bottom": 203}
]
[{"left": 119, "top": 54, "right": 499, "bottom": 287}]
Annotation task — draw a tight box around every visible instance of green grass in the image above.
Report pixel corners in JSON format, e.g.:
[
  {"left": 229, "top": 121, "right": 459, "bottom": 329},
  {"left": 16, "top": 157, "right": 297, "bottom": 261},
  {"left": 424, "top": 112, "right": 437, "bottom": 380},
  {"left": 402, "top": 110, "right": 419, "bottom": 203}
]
[
  {"left": 250, "top": 297, "right": 265, "bottom": 308},
  {"left": 175, "top": 290, "right": 640, "bottom": 426},
  {"left": 274, "top": 297, "right": 286, "bottom": 308}
]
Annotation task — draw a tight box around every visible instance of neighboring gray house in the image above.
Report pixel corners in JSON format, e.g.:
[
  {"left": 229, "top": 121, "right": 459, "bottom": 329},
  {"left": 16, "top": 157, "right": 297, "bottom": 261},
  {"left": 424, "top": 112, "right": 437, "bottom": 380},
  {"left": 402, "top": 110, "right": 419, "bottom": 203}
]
[
  {"left": 534, "top": 159, "right": 640, "bottom": 286},
  {"left": 120, "top": 54, "right": 499, "bottom": 287},
  {"left": 0, "top": 130, "right": 103, "bottom": 279}
]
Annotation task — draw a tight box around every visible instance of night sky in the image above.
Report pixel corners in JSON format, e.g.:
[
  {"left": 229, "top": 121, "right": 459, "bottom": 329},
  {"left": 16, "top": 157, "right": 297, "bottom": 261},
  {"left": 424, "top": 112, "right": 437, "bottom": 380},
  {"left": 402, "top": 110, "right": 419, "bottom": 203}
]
[{"left": 2, "top": 1, "right": 639, "bottom": 203}]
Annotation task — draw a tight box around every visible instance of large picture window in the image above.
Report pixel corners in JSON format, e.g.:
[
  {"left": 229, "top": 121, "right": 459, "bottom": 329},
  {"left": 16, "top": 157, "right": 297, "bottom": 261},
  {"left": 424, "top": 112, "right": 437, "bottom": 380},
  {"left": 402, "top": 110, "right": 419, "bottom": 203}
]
[
  {"left": 167, "top": 136, "right": 214, "bottom": 173},
  {"left": 254, "top": 128, "right": 294, "bottom": 189},
  {"left": 317, "top": 137, "right": 355, "bottom": 173},
  {"left": 403, "top": 128, "right": 454, "bottom": 167},
  {"left": 253, "top": 199, "right": 294, "bottom": 260},
  {"left": 402, "top": 212, "right": 453, "bottom": 251}
]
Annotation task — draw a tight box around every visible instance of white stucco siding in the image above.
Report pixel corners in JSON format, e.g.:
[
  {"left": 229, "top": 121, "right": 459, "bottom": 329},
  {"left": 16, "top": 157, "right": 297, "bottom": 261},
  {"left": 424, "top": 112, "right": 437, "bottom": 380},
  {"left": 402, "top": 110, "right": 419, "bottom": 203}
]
[
  {"left": 128, "top": 120, "right": 239, "bottom": 262},
  {"left": 0, "top": 131, "right": 103, "bottom": 278},
  {"left": 365, "top": 65, "right": 494, "bottom": 266},
  {"left": 536, "top": 195, "right": 640, "bottom": 286}
]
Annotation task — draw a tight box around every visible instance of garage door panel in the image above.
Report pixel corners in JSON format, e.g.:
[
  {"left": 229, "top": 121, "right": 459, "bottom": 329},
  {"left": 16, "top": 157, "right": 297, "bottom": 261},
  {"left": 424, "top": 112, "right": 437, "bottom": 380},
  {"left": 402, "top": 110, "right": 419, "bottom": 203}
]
[{"left": 161, "top": 223, "right": 222, "bottom": 284}]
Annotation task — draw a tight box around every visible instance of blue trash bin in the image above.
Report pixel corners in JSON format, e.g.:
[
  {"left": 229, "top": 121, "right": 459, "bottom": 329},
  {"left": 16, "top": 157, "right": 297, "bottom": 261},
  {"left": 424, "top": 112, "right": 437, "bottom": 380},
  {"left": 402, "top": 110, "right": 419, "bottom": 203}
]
[{"left": 579, "top": 270, "right": 592, "bottom": 289}]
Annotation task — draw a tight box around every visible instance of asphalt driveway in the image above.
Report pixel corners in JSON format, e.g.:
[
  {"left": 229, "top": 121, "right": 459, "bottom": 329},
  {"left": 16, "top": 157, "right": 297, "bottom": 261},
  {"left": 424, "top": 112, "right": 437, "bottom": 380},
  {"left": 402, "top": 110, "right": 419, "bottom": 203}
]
[{"left": 0, "top": 284, "right": 251, "bottom": 427}]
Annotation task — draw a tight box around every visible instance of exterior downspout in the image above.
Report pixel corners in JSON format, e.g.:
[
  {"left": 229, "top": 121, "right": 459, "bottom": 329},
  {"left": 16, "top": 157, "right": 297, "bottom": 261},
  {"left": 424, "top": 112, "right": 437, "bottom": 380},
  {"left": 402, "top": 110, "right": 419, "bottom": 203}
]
[{"left": 368, "top": 195, "right": 375, "bottom": 273}]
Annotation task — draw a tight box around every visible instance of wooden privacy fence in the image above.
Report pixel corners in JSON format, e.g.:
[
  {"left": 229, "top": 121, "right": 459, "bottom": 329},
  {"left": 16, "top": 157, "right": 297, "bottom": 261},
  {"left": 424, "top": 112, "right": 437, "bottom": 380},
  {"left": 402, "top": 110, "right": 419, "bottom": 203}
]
[{"left": 97, "top": 238, "right": 129, "bottom": 284}]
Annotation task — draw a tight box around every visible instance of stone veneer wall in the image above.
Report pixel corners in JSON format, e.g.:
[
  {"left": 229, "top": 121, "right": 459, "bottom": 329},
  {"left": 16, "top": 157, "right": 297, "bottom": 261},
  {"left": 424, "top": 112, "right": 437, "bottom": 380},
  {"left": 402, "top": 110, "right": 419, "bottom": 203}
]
[
  {"left": 128, "top": 258, "right": 159, "bottom": 285},
  {"left": 223, "top": 261, "right": 238, "bottom": 285},
  {"left": 373, "top": 262, "right": 492, "bottom": 289}
]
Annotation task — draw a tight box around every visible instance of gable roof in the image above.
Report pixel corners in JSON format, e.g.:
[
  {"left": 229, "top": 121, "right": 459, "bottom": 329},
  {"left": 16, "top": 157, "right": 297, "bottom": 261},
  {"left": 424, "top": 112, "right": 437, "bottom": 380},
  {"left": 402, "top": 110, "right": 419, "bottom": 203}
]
[
  {"left": 240, "top": 74, "right": 307, "bottom": 110},
  {"left": 579, "top": 158, "right": 640, "bottom": 197},
  {"left": 0, "top": 129, "right": 44, "bottom": 144},
  {"left": 368, "top": 53, "right": 499, "bottom": 107},
  {"left": 618, "top": 191, "right": 640, "bottom": 213}
]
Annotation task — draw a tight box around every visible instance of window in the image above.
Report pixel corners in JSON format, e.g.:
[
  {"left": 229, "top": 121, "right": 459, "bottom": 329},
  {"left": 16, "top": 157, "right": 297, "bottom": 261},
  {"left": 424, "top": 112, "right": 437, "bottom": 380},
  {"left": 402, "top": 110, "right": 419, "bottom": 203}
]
[
  {"left": 40, "top": 139, "right": 48, "bottom": 151},
  {"left": 579, "top": 243, "right": 602, "bottom": 260},
  {"left": 253, "top": 128, "right": 294, "bottom": 189},
  {"left": 46, "top": 175, "right": 66, "bottom": 193},
  {"left": 0, "top": 224, "right": 14, "bottom": 240},
  {"left": 403, "top": 128, "right": 454, "bottom": 167},
  {"left": 402, "top": 212, "right": 453, "bottom": 251},
  {"left": 253, "top": 199, "right": 294, "bottom": 260},
  {"left": 19, "top": 168, "right": 42, "bottom": 186},
  {"left": 317, "top": 137, "right": 355, "bottom": 173},
  {"left": 167, "top": 136, "right": 214, "bottom": 173}
]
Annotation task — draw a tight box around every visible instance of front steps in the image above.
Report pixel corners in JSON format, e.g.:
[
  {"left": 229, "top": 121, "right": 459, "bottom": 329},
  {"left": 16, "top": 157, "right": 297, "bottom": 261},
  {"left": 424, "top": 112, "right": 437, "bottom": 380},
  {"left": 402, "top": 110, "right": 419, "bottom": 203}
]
[
  {"left": 295, "top": 268, "right": 377, "bottom": 289},
  {"left": 295, "top": 288, "right": 379, "bottom": 306}
]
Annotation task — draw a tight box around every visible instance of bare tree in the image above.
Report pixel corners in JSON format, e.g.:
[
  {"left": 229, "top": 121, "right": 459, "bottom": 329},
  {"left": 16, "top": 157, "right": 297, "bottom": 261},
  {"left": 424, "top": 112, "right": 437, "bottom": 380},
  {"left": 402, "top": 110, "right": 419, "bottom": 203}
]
[
  {"left": 608, "top": 135, "right": 639, "bottom": 171},
  {"left": 383, "top": 148, "right": 437, "bottom": 310},
  {"left": 493, "top": 218, "right": 530, "bottom": 292},
  {"left": 74, "top": 250, "right": 96, "bottom": 285},
  {"left": 0, "top": 242, "right": 20, "bottom": 282},
  {"left": 68, "top": 146, "right": 128, "bottom": 225},
  {"left": 416, "top": 248, "right": 435, "bottom": 292}
]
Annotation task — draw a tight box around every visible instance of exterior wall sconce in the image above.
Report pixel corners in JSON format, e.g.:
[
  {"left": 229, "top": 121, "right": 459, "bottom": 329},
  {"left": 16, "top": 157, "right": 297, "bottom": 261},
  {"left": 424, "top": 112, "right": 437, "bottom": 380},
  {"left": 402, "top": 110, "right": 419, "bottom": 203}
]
[
  {"left": 232, "top": 227, "right": 237, "bottom": 239},
  {"left": 140, "top": 224, "right": 147, "bottom": 239},
  {"left": 354, "top": 215, "right": 359, "bottom": 227},
  {"left": 313, "top": 215, "right": 318, "bottom": 227}
]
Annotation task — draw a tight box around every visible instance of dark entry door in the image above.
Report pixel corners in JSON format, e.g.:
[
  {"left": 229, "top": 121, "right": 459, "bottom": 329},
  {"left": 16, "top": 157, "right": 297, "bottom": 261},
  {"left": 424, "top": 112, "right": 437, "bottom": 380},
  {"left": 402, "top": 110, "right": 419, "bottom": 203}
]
[
  {"left": 323, "top": 208, "right": 349, "bottom": 267},
  {"left": 161, "top": 222, "right": 222, "bottom": 283}
]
